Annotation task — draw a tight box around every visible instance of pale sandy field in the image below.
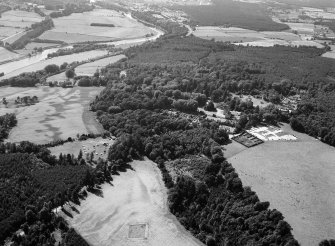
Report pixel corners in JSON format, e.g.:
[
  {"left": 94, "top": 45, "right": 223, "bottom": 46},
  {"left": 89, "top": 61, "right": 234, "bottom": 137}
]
[
  {"left": 75, "top": 54, "right": 126, "bottom": 76},
  {"left": 322, "top": 45, "right": 335, "bottom": 59},
  {"left": 39, "top": 9, "right": 154, "bottom": 43},
  {"left": 227, "top": 124, "right": 335, "bottom": 246},
  {"left": 0, "top": 86, "right": 103, "bottom": 144},
  {"left": 61, "top": 159, "right": 204, "bottom": 246}
]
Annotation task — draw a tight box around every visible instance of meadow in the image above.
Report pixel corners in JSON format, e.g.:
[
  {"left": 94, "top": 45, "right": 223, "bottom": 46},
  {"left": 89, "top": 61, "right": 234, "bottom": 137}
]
[
  {"left": 0, "top": 86, "right": 103, "bottom": 144},
  {"left": 39, "top": 9, "right": 154, "bottom": 43},
  {"left": 227, "top": 124, "right": 335, "bottom": 245},
  {"left": 60, "top": 158, "right": 205, "bottom": 246}
]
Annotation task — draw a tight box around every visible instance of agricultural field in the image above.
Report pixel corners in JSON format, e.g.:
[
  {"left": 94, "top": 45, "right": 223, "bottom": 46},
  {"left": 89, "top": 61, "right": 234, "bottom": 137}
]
[
  {"left": 39, "top": 9, "right": 155, "bottom": 43},
  {"left": 193, "top": 26, "right": 324, "bottom": 47},
  {"left": 0, "top": 86, "right": 104, "bottom": 144},
  {"left": 60, "top": 158, "right": 204, "bottom": 246},
  {"left": 75, "top": 54, "right": 126, "bottom": 76},
  {"left": 0, "top": 47, "right": 22, "bottom": 63},
  {"left": 0, "top": 49, "right": 108, "bottom": 80},
  {"left": 227, "top": 124, "right": 335, "bottom": 245},
  {"left": 0, "top": 10, "right": 43, "bottom": 44}
]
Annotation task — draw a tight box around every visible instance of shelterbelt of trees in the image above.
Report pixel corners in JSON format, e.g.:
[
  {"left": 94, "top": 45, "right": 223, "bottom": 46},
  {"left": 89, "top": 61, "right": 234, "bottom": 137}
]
[{"left": 9, "top": 19, "right": 54, "bottom": 50}]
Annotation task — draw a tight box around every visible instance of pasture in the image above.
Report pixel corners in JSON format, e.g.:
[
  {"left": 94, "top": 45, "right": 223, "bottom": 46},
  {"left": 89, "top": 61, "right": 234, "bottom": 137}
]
[
  {"left": 75, "top": 54, "right": 126, "bottom": 76},
  {"left": 227, "top": 124, "right": 335, "bottom": 245},
  {"left": 60, "top": 158, "right": 204, "bottom": 246},
  {"left": 0, "top": 86, "right": 104, "bottom": 144},
  {"left": 39, "top": 9, "right": 154, "bottom": 43}
]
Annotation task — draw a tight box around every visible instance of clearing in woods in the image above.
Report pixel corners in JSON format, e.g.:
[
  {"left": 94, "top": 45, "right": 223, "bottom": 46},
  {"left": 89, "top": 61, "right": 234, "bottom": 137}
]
[{"left": 60, "top": 159, "right": 205, "bottom": 246}]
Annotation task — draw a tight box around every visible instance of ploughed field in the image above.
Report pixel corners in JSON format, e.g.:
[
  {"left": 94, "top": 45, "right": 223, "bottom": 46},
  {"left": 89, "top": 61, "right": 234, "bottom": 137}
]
[
  {"left": 0, "top": 86, "right": 103, "bottom": 144},
  {"left": 39, "top": 9, "right": 155, "bottom": 44},
  {"left": 227, "top": 124, "right": 335, "bottom": 246},
  {"left": 60, "top": 159, "right": 204, "bottom": 246}
]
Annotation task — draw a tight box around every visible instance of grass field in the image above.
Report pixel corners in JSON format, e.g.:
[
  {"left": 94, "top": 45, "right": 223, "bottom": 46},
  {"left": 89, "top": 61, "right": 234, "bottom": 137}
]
[
  {"left": 227, "top": 124, "right": 335, "bottom": 245},
  {"left": 75, "top": 54, "right": 126, "bottom": 76},
  {"left": 1, "top": 49, "right": 108, "bottom": 80},
  {"left": 39, "top": 9, "right": 154, "bottom": 43},
  {"left": 0, "top": 10, "right": 43, "bottom": 44},
  {"left": 60, "top": 158, "right": 204, "bottom": 246},
  {"left": 0, "top": 47, "right": 22, "bottom": 63},
  {"left": 0, "top": 86, "right": 103, "bottom": 144}
]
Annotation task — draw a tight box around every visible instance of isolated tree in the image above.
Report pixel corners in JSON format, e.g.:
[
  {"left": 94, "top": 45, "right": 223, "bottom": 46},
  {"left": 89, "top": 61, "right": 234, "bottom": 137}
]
[
  {"left": 25, "top": 210, "right": 37, "bottom": 224},
  {"left": 60, "top": 62, "right": 68, "bottom": 70},
  {"left": 44, "top": 64, "right": 60, "bottom": 74},
  {"left": 204, "top": 101, "right": 216, "bottom": 112},
  {"left": 65, "top": 69, "right": 75, "bottom": 79},
  {"left": 2, "top": 98, "right": 8, "bottom": 107},
  {"left": 78, "top": 149, "right": 83, "bottom": 160}
]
